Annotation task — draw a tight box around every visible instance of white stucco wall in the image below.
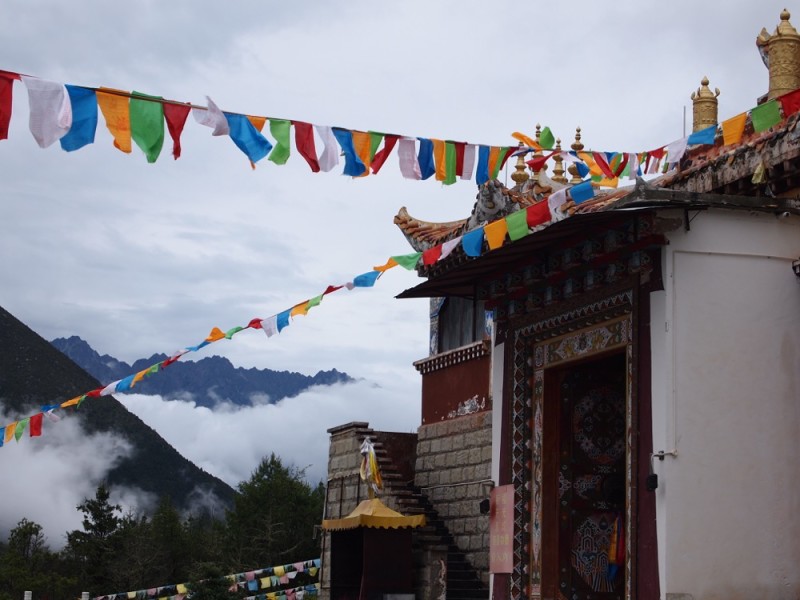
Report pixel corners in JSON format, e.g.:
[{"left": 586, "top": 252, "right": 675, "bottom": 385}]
[{"left": 649, "top": 209, "right": 800, "bottom": 600}]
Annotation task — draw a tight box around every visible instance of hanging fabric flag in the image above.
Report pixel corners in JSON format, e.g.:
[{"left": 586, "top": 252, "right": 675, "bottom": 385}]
[
  {"left": 4, "top": 423, "right": 15, "bottom": 443},
  {"left": 422, "top": 245, "right": 443, "bottom": 265},
  {"left": 779, "top": 88, "right": 800, "bottom": 118},
  {"left": 390, "top": 252, "right": 422, "bottom": 270},
  {"left": 163, "top": 102, "right": 191, "bottom": 159},
  {"left": 353, "top": 270, "right": 381, "bottom": 287},
  {"left": 453, "top": 142, "right": 465, "bottom": 177},
  {"left": 547, "top": 188, "right": 568, "bottom": 220},
  {"left": 461, "top": 144, "right": 476, "bottom": 180},
  {"left": 487, "top": 146, "right": 500, "bottom": 180},
  {"left": 261, "top": 315, "right": 278, "bottom": 337},
  {"left": 0, "top": 70, "right": 19, "bottom": 140},
  {"left": 539, "top": 126, "right": 555, "bottom": 150},
  {"left": 60, "top": 85, "right": 97, "bottom": 152},
  {"left": 627, "top": 152, "right": 640, "bottom": 179},
  {"left": 21, "top": 76, "right": 72, "bottom": 148},
  {"left": 293, "top": 121, "right": 320, "bottom": 172},
  {"left": 476, "top": 146, "right": 490, "bottom": 185},
  {"left": 350, "top": 131, "right": 372, "bottom": 177},
  {"left": 570, "top": 181, "right": 595, "bottom": 204},
  {"left": 591, "top": 152, "right": 616, "bottom": 178},
  {"left": 276, "top": 310, "right": 291, "bottom": 333},
  {"left": 505, "top": 210, "right": 529, "bottom": 241},
  {"left": 193, "top": 96, "right": 229, "bottom": 136},
  {"left": 608, "top": 153, "right": 629, "bottom": 177},
  {"left": 130, "top": 91, "right": 165, "bottom": 163},
  {"left": 367, "top": 131, "right": 383, "bottom": 163},
  {"left": 751, "top": 99, "right": 781, "bottom": 133},
  {"left": 14, "top": 418, "right": 29, "bottom": 441},
  {"left": 645, "top": 148, "right": 665, "bottom": 174},
  {"left": 115, "top": 374, "right": 136, "bottom": 393},
  {"left": 432, "top": 139, "right": 446, "bottom": 181},
  {"left": 461, "top": 227, "right": 484, "bottom": 257},
  {"left": 398, "top": 137, "right": 421, "bottom": 180},
  {"left": 511, "top": 131, "right": 541, "bottom": 150},
  {"left": 226, "top": 113, "right": 272, "bottom": 163},
  {"left": 290, "top": 302, "right": 310, "bottom": 317},
  {"left": 721, "top": 113, "right": 747, "bottom": 146},
  {"left": 493, "top": 147, "right": 514, "bottom": 179},
  {"left": 205, "top": 327, "right": 226, "bottom": 342},
  {"left": 314, "top": 125, "right": 339, "bottom": 172},
  {"left": 373, "top": 258, "right": 398, "bottom": 272},
  {"left": 526, "top": 151, "right": 554, "bottom": 173},
  {"left": 665, "top": 136, "right": 688, "bottom": 167},
  {"left": 686, "top": 124, "right": 717, "bottom": 145},
  {"left": 332, "top": 128, "right": 366, "bottom": 176},
  {"left": 443, "top": 142, "right": 457, "bottom": 185},
  {"left": 576, "top": 152, "right": 603, "bottom": 177},
  {"left": 440, "top": 236, "right": 462, "bottom": 260},
  {"left": 370, "top": 133, "right": 398, "bottom": 174},
  {"left": 527, "top": 200, "right": 551, "bottom": 227},
  {"left": 306, "top": 294, "right": 323, "bottom": 310},
  {"left": 484, "top": 219, "right": 508, "bottom": 250},
  {"left": 591, "top": 175, "right": 619, "bottom": 188},
  {"left": 417, "top": 138, "right": 436, "bottom": 180},
  {"left": 268, "top": 119, "right": 292, "bottom": 165},
  {"left": 97, "top": 87, "right": 132, "bottom": 152}
]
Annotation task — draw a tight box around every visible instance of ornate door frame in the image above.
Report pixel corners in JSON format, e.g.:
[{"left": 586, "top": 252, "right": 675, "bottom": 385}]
[{"left": 506, "top": 285, "right": 638, "bottom": 600}]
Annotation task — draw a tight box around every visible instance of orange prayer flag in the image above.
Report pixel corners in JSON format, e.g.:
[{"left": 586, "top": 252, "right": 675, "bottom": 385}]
[
  {"left": 722, "top": 113, "right": 747, "bottom": 146},
  {"left": 60, "top": 396, "right": 82, "bottom": 408},
  {"left": 373, "top": 258, "right": 399, "bottom": 272},
  {"left": 4, "top": 423, "right": 16, "bottom": 443},
  {"left": 205, "top": 327, "right": 226, "bottom": 342},
  {"left": 290, "top": 302, "right": 310, "bottom": 317},
  {"left": 578, "top": 152, "right": 604, "bottom": 177},
  {"left": 351, "top": 131, "right": 372, "bottom": 178},
  {"left": 96, "top": 88, "right": 132, "bottom": 153},
  {"left": 511, "top": 131, "right": 541, "bottom": 150},
  {"left": 432, "top": 139, "right": 446, "bottom": 181},
  {"left": 132, "top": 368, "right": 149, "bottom": 386},
  {"left": 484, "top": 219, "right": 508, "bottom": 250},
  {"left": 487, "top": 146, "right": 501, "bottom": 179},
  {"left": 247, "top": 115, "right": 266, "bottom": 132}
]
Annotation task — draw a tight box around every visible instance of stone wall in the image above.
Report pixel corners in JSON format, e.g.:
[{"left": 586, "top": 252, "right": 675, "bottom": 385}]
[{"left": 414, "top": 410, "right": 493, "bottom": 582}]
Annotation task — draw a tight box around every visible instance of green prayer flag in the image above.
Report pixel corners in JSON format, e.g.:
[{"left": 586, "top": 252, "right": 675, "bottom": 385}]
[
  {"left": 444, "top": 142, "right": 457, "bottom": 185},
  {"left": 506, "top": 210, "right": 529, "bottom": 241},
  {"left": 751, "top": 100, "right": 781, "bottom": 133},
  {"left": 225, "top": 326, "right": 244, "bottom": 339},
  {"left": 268, "top": 119, "right": 292, "bottom": 165},
  {"left": 539, "top": 126, "right": 555, "bottom": 150},
  {"left": 368, "top": 132, "right": 384, "bottom": 163},
  {"left": 490, "top": 146, "right": 510, "bottom": 179},
  {"left": 390, "top": 252, "right": 422, "bottom": 270},
  {"left": 130, "top": 91, "right": 165, "bottom": 163},
  {"left": 76, "top": 394, "right": 87, "bottom": 407},
  {"left": 307, "top": 294, "right": 323, "bottom": 309},
  {"left": 14, "top": 418, "right": 28, "bottom": 441},
  {"left": 147, "top": 363, "right": 160, "bottom": 374}
]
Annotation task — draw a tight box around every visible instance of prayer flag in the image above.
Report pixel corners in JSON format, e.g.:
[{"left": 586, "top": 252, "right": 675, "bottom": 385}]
[
  {"left": 130, "top": 91, "right": 165, "bottom": 163},
  {"left": 315, "top": 125, "right": 339, "bottom": 172},
  {"left": 570, "top": 181, "right": 595, "bottom": 203},
  {"left": 262, "top": 315, "right": 278, "bottom": 337},
  {"left": 370, "top": 134, "right": 398, "bottom": 174},
  {"left": 443, "top": 142, "right": 457, "bottom": 185},
  {"left": 268, "top": 119, "right": 292, "bottom": 165},
  {"left": 368, "top": 131, "right": 383, "bottom": 162},
  {"left": 548, "top": 188, "right": 568, "bottom": 218},
  {"left": 290, "top": 302, "right": 309, "bottom": 317},
  {"left": 422, "top": 245, "right": 443, "bottom": 265},
  {"left": 440, "top": 236, "right": 461, "bottom": 260},
  {"left": 373, "top": 258, "right": 399, "bottom": 272},
  {"left": 476, "top": 146, "right": 490, "bottom": 185},
  {"left": 398, "top": 137, "right": 421, "bottom": 179},
  {"left": 539, "top": 126, "right": 555, "bottom": 150},
  {"left": 193, "top": 96, "right": 229, "bottom": 136},
  {"left": 432, "top": 139, "right": 446, "bottom": 181},
  {"left": 60, "top": 85, "right": 97, "bottom": 151},
  {"left": 779, "top": 88, "right": 800, "bottom": 118},
  {"left": 417, "top": 138, "right": 435, "bottom": 180},
  {"left": 163, "top": 102, "right": 191, "bottom": 159},
  {"left": 332, "top": 128, "right": 366, "bottom": 176},
  {"left": 5, "top": 423, "right": 16, "bottom": 443},
  {"left": 665, "top": 136, "right": 688, "bottom": 166},
  {"left": 225, "top": 113, "right": 272, "bottom": 163},
  {"left": 527, "top": 200, "right": 551, "bottom": 227},
  {"left": 22, "top": 76, "right": 72, "bottom": 148},
  {"left": 15, "top": 419, "right": 28, "bottom": 442},
  {"left": 592, "top": 152, "right": 615, "bottom": 178},
  {"left": 29, "top": 413, "right": 43, "bottom": 437},
  {"left": 461, "top": 144, "right": 476, "bottom": 180},
  {"left": 97, "top": 88, "right": 132, "bottom": 152},
  {"left": 511, "top": 131, "right": 541, "bottom": 150},
  {"left": 351, "top": 131, "right": 371, "bottom": 176},
  {"left": 505, "top": 210, "right": 529, "bottom": 241},
  {"left": 687, "top": 124, "right": 717, "bottom": 145},
  {"left": 353, "top": 270, "right": 381, "bottom": 287},
  {"left": 487, "top": 146, "right": 500, "bottom": 180},
  {"left": 115, "top": 374, "right": 136, "bottom": 392},
  {"left": 751, "top": 99, "right": 781, "bottom": 132},
  {"left": 462, "top": 227, "right": 484, "bottom": 257},
  {"left": 324, "top": 284, "right": 343, "bottom": 294},
  {"left": 0, "top": 70, "right": 19, "bottom": 140},
  {"left": 277, "top": 310, "right": 291, "bottom": 332},
  {"left": 484, "top": 219, "right": 508, "bottom": 250},
  {"left": 721, "top": 113, "right": 747, "bottom": 146},
  {"left": 294, "top": 121, "right": 320, "bottom": 172},
  {"left": 307, "top": 294, "right": 323, "bottom": 309},
  {"left": 206, "top": 327, "right": 226, "bottom": 342},
  {"left": 390, "top": 252, "right": 422, "bottom": 270}
]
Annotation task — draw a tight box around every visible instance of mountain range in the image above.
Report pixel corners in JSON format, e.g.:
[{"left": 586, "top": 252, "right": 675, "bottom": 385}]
[{"left": 51, "top": 335, "right": 354, "bottom": 408}]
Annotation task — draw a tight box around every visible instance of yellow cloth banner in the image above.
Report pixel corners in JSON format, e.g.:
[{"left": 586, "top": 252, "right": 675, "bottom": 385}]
[
  {"left": 4, "top": 423, "right": 16, "bottom": 443},
  {"left": 273, "top": 565, "right": 286, "bottom": 577},
  {"left": 205, "top": 327, "right": 225, "bottom": 342},
  {"left": 432, "top": 139, "right": 446, "bottom": 181},
  {"left": 373, "top": 258, "right": 398, "bottom": 272},
  {"left": 97, "top": 88, "right": 132, "bottom": 153},
  {"left": 722, "top": 113, "right": 747, "bottom": 146},
  {"left": 176, "top": 584, "right": 187, "bottom": 595},
  {"left": 247, "top": 115, "right": 266, "bottom": 132},
  {"left": 351, "top": 131, "right": 372, "bottom": 177},
  {"left": 290, "top": 302, "right": 310, "bottom": 317},
  {"left": 484, "top": 219, "right": 508, "bottom": 250},
  {"left": 511, "top": 131, "right": 541, "bottom": 150}
]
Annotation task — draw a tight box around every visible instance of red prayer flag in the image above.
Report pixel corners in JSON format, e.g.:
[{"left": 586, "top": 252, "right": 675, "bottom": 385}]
[
  {"left": 370, "top": 134, "right": 398, "bottom": 174},
  {"left": 247, "top": 318, "right": 263, "bottom": 329},
  {"left": 779, "top": 88, "right": 800, "bottom": 118},
  {"left": 592, "top": 152, "right": 616, "bottom": 178},
  {"left": 29, "top": 413, "right": 43, "bottom": 437},
  {"left": 293, "top": 121, "right": 320, "bottom": 172},
  {"left": 454, "top": 142, "right": 465, "bottom": 176},
  {"left": 0, "top": 70, "right": 20, "bottom": 141},
  {"left": 499, "top": 146, "right": 516, "bottom": 170},
  {"left": 323, "top": 285, "right": 343, "bottom": 295},
  {"left": 86, "top": 388, "right": 103, "bottom": 398},
  {"left": 422, "top": 245, "right": 443, "bottom": 265},
  {"left": 526, "top": 201, "right": 551, "bottom": 227},
  {"left": 163, "top": 102, "right": 191, "bottom": 159}
]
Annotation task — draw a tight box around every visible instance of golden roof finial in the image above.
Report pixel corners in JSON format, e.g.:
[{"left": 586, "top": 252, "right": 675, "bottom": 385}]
[
  {"left": 567, "top": 127, "right": 584, "bottom": 184},
  {"left": 757, "top": 9, "right": 800, "bottom": 99},
  {"left": 510, "top": 142, "right": 530, "bottom": 186},
  {"left": 530, "top": 123, "right": 547, "bottom": 179},
  {"left": 552, "top": 138, "right": 567, "bottom": 184},
  {"left": 690, "top": 76, "right": 720, "bottom": 132}
]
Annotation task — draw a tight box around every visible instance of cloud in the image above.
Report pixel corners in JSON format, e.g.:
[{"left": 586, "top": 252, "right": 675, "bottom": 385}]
[{"left": 117, "top": 376, "right": 420, "bottom": 488}]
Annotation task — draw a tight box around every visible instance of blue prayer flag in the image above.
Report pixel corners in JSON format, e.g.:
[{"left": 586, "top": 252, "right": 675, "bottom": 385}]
[
  {"left": 575, "top": 161, "right": 590, "bottom": 178},
  {"left": 570, "top": 181, "right": 595, "bottom": 204},
  {"left": 462, "top": 227, "right": 485, "bottom": 257},
  {"left": 225, "top": 113, "right": 272, "bottom": 163},
  {"left": 417, "top": 138, "right": 435, "bottom": 180},
  {"left": 687, "top": 125, "right": 717, "bottom": 146},
  {"left": 60, "top": 85, "right": 97, "bottom": 151},
  {"left": 332, "top": 128, "right": 367, "bottom": 176},
  {"left": 115, "top": 374, "right": 136, "bottom": 393},
  {"left": 476, "top": 146, "right": 490, "bottom": 185},
  {"left": 277, "top": 310, "right": 291, "bottom": 332},
  {"left": 353, "top": 270, "right": 381, "bottom": 287}
]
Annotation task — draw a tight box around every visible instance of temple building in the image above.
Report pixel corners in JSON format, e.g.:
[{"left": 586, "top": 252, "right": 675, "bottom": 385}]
[{"left": 320, "top": 10, "right": 800, "bottom": 600}]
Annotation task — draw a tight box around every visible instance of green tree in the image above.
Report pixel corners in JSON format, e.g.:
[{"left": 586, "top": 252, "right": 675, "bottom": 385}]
[{"left": 225, "top": 454, "right": 324, "bottom": 569}]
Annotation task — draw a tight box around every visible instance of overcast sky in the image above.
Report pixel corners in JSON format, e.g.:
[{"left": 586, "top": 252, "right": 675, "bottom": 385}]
[{"left": 0, "top": 0, "right": 790, "bottom": 543}]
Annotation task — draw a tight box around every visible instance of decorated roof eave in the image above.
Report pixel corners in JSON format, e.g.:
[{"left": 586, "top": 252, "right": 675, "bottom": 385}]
[{"left": 396, "top": 187, "right": 800, "bottom": 301}]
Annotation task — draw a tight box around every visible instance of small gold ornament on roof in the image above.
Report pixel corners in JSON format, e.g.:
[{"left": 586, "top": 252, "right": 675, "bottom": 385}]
[
  {"left": 552, "top": 138, "right": 567, "bottom": 184},
  {"left": 568, "top": 127, "right": 584, "bottom": 185}
]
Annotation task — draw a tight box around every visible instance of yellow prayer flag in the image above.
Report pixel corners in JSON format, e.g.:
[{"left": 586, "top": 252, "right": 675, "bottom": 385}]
[
  {"left": 351, "top": 131, "right": 372, "bottom": 178},
  {"left": 577, "top": 152, "right": 604, "bottom": 177},
  {"left": 290, "top": 302, "right": 310, "bottom": 318},
  {"left": 247, "top": 115, "right": 267, "bottom": 132},
  {"left": 274, "top": 566, "right": 286, "bottom": 577},
  {"left": 60, "top": 396, "right": 82, "bottom": 408},
  {"left": 722, "top": 113, "right": 748, "bottom": 146},
  {"left": 373, "top": 258, "right": 398, "bottom": 272},
  {"left": 4, "top": 423, "right": 15, "bottom": 443},
  {"left": 260, "top": 578, "right": 271, "bottom": 589},
  {"left": 127, "top": 592, "right": 137, "bottom": 599},
  {"left": 432, "top": 139, "right": 446, "bottom": 181},
  {"left": 176, "top": 584, "right": 187, "bottom": 595},
  {"left": 205, "top": 327, "right": 226, "bottom": 342},
  {"left": 511, "top": 131, "right": 541, "bottom": 150},
  {"left": 593, "top": 176, "right": 619, "bottom": 188},
  {"left": 97, "top": 88, "right": 132, "bottom": 153},
  {"left": 132, "top": 368, "right": 149, "bottom": 386},
  {"left": 484, "top": 219, "right": 508, "bottom": 250}
]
